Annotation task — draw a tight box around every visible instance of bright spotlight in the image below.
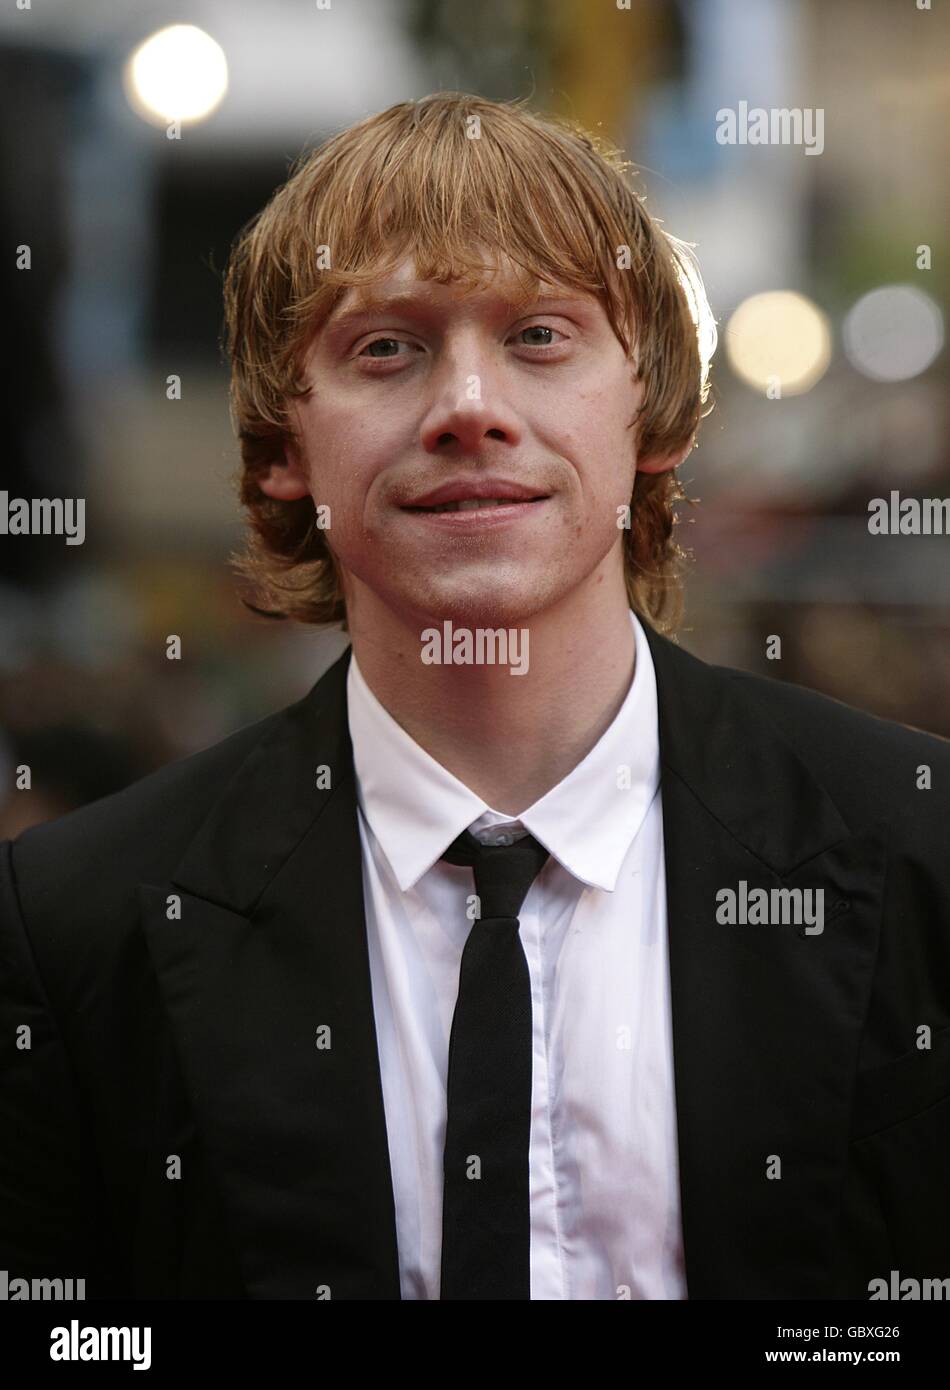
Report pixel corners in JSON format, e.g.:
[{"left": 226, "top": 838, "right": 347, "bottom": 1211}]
[
  {"left": 843, "top": 285, "right": 944, "bottom": 383},
  {"left": 124, "top": 24, "right": 228, "bottom": 127},
  {"left": 725, "top": 291, "right": 831, "bottom": 396}
]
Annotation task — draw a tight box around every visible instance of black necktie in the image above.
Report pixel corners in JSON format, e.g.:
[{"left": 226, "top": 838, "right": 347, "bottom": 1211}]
[{"left": 438, "top": 826, "right": 550, "bottom": 1300}]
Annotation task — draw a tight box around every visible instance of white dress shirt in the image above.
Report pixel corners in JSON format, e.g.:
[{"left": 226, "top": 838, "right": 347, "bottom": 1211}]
[{"left": 346, "top": 609, "right": 687, "bottom": 1300}]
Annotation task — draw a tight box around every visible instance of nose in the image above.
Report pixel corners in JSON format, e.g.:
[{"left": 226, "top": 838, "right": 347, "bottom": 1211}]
[{"left": 419, "top": 340, "right": 523, "bottom": 455}]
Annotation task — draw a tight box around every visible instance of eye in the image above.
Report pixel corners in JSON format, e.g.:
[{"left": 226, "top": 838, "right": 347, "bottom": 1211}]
[
  {"left": 511, "top": 324, "right": 568, "bottom": 350},
  {"left": 358, "top": 337, "right": 409, "bottom": 359}
]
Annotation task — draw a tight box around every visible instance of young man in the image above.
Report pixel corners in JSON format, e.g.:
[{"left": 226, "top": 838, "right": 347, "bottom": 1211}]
[{"left": 1, "top": 93, "right": 948, "bottom": 1302}]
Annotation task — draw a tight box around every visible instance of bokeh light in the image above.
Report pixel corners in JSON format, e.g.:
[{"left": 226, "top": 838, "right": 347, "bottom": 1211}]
[
  {"left": 843, "top": 285, "right": 944, "bottom": 383},
  {"left": 124, "top": 25, "right": 229, "bottom": 127},
  {"left": 725, "top": 290, "right": 832, "bottom": 396}
]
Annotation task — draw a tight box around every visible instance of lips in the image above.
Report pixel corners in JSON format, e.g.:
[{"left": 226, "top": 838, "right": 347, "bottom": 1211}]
[
  {"left": 401, "top": 496, "right": 551, "bottom": 530},
  {"left": 411, "top": 496, "right": 547, "bottom": 513},
  {"left": 401, "top": 478, "right": 550, "bottom": 510}
]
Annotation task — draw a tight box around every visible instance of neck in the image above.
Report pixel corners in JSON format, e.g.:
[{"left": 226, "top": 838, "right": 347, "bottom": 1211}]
[{"left": 345, "top": 556, "right": 637, "bottom": 815}]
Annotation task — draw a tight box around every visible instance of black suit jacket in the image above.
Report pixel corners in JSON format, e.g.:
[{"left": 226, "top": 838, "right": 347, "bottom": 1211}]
[{"left": 2, "top": 623, "right": 949, "bottom": 1300}]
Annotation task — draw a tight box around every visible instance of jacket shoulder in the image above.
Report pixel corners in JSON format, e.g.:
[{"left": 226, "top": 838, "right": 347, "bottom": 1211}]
[
  {"left": 7, "top": 702, "right": 292, "bottom": 932},
  {"left": 716, "top": 659, "right": 950, "bottom": 828}
]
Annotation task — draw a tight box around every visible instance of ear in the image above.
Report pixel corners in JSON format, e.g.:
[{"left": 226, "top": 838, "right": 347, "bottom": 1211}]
[
  {"left": 635, "top": 441, "right": 693, "bottom": 476},
  {"left": 257, "top": 442, "right": 312, "bottom": 502}
]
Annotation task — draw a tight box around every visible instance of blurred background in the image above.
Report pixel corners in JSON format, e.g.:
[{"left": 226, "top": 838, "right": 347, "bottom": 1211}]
[{"left": 1, "top": 0, "right": 948, "bottom": 834}]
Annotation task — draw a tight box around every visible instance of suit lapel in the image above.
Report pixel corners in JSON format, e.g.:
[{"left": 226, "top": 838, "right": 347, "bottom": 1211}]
[
  {"left": 643, "top": 624, "right": 887, "bottom": 1297},
  {"left": 139, "top": 645, "right": 402, "bottom": 1299}
]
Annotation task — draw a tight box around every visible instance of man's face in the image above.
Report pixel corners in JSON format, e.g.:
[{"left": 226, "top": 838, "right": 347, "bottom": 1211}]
[{"left": 260, "top": 254, "right": 677, "bottom": 631}]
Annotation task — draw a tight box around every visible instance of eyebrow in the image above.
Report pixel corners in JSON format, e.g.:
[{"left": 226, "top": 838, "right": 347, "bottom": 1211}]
[{"left": 322, "top": 287, "right": 592, "bottom": 337}]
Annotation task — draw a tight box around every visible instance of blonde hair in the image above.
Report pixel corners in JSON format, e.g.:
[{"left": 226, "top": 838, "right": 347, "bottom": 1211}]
[{"left": 222, "top": 92, "right": 714, "bottom": 633}]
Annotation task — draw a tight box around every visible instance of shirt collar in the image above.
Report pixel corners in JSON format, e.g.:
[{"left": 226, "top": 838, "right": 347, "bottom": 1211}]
[{"left": 346, "top": 609, "right": 660, "bottom": 893}]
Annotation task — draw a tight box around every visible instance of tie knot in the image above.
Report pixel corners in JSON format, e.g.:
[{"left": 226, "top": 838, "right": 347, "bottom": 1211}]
[{"left": 440, "top": 828, "right": 549, "bottom": 920}]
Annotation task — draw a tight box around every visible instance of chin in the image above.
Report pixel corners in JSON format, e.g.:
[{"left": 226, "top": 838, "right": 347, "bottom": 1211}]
[{"left": 404, "top": 580, "right": 563, "bottom": 633}]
